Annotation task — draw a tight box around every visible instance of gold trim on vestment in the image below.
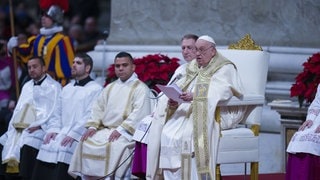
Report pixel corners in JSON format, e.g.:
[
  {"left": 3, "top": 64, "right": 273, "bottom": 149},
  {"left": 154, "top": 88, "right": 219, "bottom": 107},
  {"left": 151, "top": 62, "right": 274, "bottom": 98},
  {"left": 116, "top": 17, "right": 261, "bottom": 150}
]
[
  {"left": 5, "top": 159, "right": 19, "bottom": 173},
  {"left": 189, "top": 53, "right": 233, "bottom": 179},
  {"left": 105, "top": 143, "right": 111, "bottom": 175},
  {"left": 12, "top": 103, "right": 36, "bottom": 130},
  {"left": 85, "top": 82, "right": 117, "bottom": 128},
  {"left": 164, "top": 105, "right": 178, "bottom": 122},
  {"left": 82, "top": 153, "right": 106, "bottom": 160},
  {"left": 181, "top": 153, "right": 192, "bottom": 180},
  {"left": 163, "top": 62, "right": 199, "bottom": 122},
  {"left": 121, "top": 123, "right": 135, "bottom": 135},
  {"left": 79, "top": 141, "right": 84, "bottom": 174},
  {"left": 215, "top": 107, "right": 222, "bottom": 137},
  {"left": 121, "top": 80, "right": 141, "bottom": 135},
  {"left": 81, "top": 140, "right": 112, "bottom": 176}
]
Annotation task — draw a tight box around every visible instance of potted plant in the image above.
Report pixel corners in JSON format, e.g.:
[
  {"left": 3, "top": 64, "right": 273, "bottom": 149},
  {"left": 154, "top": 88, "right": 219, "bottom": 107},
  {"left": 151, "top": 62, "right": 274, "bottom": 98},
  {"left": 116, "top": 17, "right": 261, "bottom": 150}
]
[
  {"left": 105, "top": 53, "right": 180, "bottom": 92},
  {"left": 290, "top": 52, "right": 320, "bottom": 107}
]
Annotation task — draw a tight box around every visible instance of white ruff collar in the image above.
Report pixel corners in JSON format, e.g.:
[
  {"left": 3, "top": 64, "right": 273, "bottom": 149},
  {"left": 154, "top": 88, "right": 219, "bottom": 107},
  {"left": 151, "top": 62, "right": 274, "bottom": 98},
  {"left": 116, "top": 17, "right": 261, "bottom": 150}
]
[{"left": 40, "top": 26, "right": 63, "bottom": 36}]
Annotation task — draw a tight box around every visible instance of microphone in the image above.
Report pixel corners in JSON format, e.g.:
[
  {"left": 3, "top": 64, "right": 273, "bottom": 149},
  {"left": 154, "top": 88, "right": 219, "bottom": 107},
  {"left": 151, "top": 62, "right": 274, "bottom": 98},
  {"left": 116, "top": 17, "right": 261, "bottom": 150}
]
[{"left": 168, "top": 73, "right": 183, "bottom": 85}]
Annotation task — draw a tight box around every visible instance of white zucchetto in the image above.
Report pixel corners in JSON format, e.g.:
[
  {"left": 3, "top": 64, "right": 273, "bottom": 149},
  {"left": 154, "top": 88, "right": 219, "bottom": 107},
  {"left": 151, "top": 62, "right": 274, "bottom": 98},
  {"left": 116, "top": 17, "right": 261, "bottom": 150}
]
[{"left": 198, "top": 35, "right": 216, "bottom": 45}]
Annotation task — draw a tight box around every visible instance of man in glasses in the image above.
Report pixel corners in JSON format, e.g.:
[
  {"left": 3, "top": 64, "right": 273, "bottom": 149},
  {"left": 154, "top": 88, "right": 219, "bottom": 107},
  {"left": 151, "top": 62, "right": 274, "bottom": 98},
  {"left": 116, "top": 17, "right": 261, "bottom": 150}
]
[
  {"left": 147, "top": 35, "right": 244, "bottom": 179},
  {"left": 131, "top": 34, "right": 199, "bottom": 179}
]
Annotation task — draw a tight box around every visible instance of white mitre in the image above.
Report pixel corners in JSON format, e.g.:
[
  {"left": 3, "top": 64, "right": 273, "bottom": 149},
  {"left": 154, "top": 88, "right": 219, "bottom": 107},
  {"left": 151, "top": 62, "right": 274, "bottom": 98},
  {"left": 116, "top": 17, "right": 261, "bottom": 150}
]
[{"left": 198, "top": 35, "right": 216, "bottom": 45}]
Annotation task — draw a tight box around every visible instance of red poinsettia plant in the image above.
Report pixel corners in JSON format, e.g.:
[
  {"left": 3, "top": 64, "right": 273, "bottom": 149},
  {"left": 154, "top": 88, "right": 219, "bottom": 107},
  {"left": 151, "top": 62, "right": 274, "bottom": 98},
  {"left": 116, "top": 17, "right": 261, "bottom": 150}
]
[
  {"left": 105, "top": 54, "right": 180, "bottom": 92},
  {"left": 290, "top": 52, "right": 320, "bottom": 106}
]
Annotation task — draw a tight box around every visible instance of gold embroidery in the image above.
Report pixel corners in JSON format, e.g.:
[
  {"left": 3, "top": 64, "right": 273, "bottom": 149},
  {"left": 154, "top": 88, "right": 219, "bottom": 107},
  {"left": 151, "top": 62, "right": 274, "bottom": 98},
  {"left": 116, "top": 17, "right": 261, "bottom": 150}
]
[
  {"left": 191, "top": 53, "right": 232, "bottom": 179},
  {"left": 181, "top": 153, "right": 192, "bottom": 180},
  {"left": 121, "top": 80, "right": 141, "bottom": 134},
  {"left": 12, "top": 103, "right": 36, "bottom": 130},
  {"left": 122, "top": 80, "right": 140, "bottom": 120},
  {"left": 82, "top": 153, "right": 106, "bottom": 160},
  {"left": 195, "top": 84, "right": 208, "bottom": 98},
  {"left": 121, "top": 123, "right": 135, "bottom": 135},
  {"left": 105, "top": 143, "right": 110, "bottom": 175},
  {"left": 215, "top": 107, "right": 222, "bottom": 137}
]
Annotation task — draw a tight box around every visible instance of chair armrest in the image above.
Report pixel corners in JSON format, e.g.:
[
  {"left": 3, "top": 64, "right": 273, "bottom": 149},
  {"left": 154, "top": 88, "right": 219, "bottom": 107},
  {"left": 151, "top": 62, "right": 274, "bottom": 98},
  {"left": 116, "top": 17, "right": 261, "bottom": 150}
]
[{"left": 217, "top": 95, "right": 264, "bottom": 107}]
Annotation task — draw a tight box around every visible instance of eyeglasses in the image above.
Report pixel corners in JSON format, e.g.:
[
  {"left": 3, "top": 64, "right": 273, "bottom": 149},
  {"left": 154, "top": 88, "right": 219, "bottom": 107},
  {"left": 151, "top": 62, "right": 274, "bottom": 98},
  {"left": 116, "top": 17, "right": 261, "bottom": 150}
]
[{"left": 195, "top": 46, "right": 213, "bottom": 54}]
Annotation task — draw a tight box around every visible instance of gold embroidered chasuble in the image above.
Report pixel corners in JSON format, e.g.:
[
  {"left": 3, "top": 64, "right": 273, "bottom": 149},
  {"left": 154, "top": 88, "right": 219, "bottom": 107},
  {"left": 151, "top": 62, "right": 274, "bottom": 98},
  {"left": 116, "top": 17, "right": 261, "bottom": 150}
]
[
  {"left": 178, "top": 52, "right": 235, "bottom": 179},
  {"left": 191, "top": 54, "right": 232, "bottom": 179}
]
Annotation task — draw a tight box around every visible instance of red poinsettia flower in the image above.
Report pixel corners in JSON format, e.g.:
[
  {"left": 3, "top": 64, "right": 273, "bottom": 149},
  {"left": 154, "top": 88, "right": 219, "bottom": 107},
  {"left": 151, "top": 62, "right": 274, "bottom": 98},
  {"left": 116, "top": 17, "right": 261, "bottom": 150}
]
[
  {"left": 105, "top": 54, "right": 180, "bottom": 92},
  {"left": 290, "top": 52, "right": 320, "bottom": 105}
]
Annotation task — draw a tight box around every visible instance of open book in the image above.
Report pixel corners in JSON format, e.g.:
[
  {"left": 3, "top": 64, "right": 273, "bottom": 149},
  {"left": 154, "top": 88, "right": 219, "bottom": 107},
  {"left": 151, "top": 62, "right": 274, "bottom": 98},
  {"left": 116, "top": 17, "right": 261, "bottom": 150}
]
[{"left": 156, "top": 84, "right": 187, "bottom": 103}]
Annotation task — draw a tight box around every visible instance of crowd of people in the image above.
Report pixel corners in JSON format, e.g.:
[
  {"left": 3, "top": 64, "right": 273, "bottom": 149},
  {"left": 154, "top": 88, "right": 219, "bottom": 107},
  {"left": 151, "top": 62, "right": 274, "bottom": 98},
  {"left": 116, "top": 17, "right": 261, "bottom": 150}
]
[{"left": 0, "top": 0, "right": 104, "bottom": 46}]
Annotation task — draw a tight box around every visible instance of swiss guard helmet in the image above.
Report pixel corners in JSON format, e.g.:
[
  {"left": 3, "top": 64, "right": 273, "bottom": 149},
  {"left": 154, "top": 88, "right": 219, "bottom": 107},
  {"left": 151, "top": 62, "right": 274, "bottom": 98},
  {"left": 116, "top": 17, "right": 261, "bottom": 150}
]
[
  {"left": 46, "top": 5, "right": 64, "bottom": 25},
  {"left": 39, "top": 0, "right": 68, "bottom": 25}
]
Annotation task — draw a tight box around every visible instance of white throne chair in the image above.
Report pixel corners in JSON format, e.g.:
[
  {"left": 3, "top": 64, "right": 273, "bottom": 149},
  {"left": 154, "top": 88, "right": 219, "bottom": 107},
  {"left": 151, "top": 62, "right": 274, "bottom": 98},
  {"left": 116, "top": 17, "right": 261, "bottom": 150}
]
[{"left": 215, "top": 39, "right": 269, "bottom": 180}]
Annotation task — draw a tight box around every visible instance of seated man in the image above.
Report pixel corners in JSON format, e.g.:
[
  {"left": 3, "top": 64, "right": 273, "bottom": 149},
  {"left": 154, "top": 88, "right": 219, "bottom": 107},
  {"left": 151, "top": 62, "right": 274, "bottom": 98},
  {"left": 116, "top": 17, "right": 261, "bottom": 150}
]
[
  {"left": 0, "top": 56, "right": 61, "bottom": 179},
  {"left": 286, "top": 84, "right": 320, "bottom": 180},
  {"left": 132, "top": 33, "right": 199, "bottom": 178},
  {"left": 146, "top": 35, "right": 244, "bottom": 179},
  {"left": 69, "top": 51, "right": 151, "bottom": 179},
  {"left": 32, "top": 53, "right": 102, "bottom": 180}
]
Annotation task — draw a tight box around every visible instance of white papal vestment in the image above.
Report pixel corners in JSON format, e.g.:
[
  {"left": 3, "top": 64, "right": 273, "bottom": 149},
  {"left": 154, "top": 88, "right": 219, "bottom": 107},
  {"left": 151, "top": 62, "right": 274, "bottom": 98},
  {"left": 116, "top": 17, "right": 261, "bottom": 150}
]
[{"left": 147, "top": 53, "right": 244, "bottom": 180}]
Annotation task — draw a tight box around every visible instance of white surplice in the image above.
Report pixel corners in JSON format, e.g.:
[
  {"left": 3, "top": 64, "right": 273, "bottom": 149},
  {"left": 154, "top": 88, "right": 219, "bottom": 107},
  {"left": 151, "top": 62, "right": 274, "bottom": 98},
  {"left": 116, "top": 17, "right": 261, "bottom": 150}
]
[
  {"left": 0, "top": 74, "right": 61, "bottom": 164},
  {"left": 36, "top": 80, "right": 102, "bottom": 164},
  {"left": 69, "top": 73, "right": 151, "bottom": 178}
]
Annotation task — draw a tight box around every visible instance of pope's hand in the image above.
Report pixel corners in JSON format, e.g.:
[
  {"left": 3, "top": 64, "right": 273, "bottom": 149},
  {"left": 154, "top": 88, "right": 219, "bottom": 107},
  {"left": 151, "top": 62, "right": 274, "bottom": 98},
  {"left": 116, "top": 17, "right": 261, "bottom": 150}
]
[{"left": 180, "top": 92, "right": 193, "bottom": 102}]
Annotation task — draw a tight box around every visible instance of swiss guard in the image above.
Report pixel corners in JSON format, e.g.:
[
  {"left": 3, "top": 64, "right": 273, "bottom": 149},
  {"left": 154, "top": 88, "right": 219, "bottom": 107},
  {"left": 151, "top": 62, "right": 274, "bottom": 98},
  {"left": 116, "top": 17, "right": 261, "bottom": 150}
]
[{"left": 7, "top": 0, "right": 75, "bottom": 86}]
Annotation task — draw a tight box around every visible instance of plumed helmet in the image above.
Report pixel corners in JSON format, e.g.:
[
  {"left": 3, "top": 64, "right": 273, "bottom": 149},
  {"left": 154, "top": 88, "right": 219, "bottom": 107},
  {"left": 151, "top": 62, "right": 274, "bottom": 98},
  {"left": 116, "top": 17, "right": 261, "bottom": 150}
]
[{"left": 46, "top": 5, "right": 64, "bottom": 25}]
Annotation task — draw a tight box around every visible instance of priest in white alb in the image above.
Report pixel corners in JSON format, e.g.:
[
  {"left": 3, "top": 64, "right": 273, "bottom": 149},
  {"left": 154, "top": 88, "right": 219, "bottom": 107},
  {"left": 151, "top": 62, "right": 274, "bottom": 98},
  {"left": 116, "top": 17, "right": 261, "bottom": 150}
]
[{"left": 68, "top": 51, "right": 151, "bottom": 179}]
